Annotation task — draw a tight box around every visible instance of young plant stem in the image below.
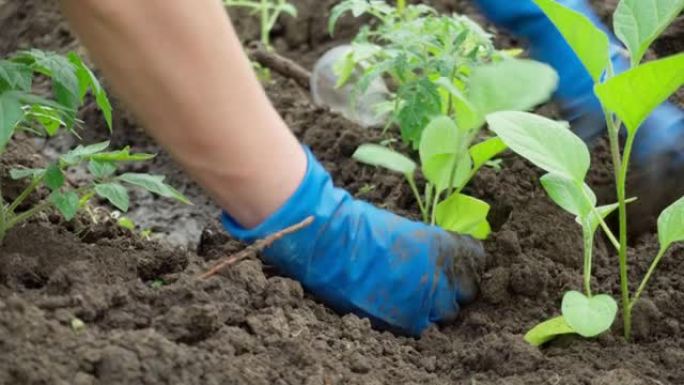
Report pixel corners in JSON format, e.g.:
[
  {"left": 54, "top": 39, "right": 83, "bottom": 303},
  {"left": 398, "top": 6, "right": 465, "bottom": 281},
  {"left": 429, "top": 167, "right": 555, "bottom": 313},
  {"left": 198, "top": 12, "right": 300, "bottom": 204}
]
[
  {"left": 6, "top": 200, "right": 52, "bottom": 229},
  {"left": 397, "top": 0, "right": 406, "bottom": 15},
  {"left": 582, "top": 225, "right": 593, "bottom": 297},
  {"left": 0, "top": 185, "right": 6, "bottom": 245},
  {"left": 430, "top": 189, "right": 440, "bottom": 225},
  {"left": 260, "top": 0, "right": 271, "bottom": 48},
  {"left": 406, "top": 174, "right": 428, "bottom": 222},
  {"left": 605, "top": 105, "right": 632, "bottom": 339},
  {"left": 7, "top": 176, "right": 41, "bottom": 214},
  {"left": 631, "top": 245, "right": 668, "bottom": 309}
]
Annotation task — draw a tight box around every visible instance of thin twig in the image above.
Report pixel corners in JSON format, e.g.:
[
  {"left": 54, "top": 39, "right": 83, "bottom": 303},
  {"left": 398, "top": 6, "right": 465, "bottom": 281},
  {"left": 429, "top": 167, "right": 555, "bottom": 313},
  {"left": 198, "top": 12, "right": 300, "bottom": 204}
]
[
  {"left": 248, "top": 43, "right": 312, "bottom": 88},
  {"left": 198, "top": 216, "right": 314, "bottom": 279}
]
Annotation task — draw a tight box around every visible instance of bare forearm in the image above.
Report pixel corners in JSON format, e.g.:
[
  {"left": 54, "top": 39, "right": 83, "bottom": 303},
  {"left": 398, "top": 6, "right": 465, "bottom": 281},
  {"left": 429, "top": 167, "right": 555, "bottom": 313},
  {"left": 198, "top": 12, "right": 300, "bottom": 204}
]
[{"left": 59, "top": 0, "right": 306, "bottom": 227}]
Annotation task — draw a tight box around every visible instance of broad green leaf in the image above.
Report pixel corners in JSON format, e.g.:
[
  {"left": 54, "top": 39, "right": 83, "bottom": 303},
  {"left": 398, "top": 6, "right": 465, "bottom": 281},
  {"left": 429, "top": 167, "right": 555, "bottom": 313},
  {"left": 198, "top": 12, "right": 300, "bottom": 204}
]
[
  {"left": 10, "top": 167, "right": 45, "bottom": 180},
  {"left": 88, "top": 159, "right": 117, "bottom": 179},
  {"left": 561, "top": 291, "right": 617, "bottom": 338},
  {"left": 486, "top": 111, "right": 590, "bottom": 182},
  {"left": 468, "top": 58, "right": 558, "bottom": 115},
  {"left": 540, "top": 173, "right": 596, "bottom": 217},
  {"left": 524, "top": 316, "right": 575, "bottom": 347},
  {"left": 435, "top": 193, "right": 491, "bottom": 239},
  {"left": 68, "top": 53, "right": 113, "bottom": 130},
  {"left": 352, "top": 143, "right": 416, "bottom": 175},
  {"left": 469, "top": 136, "right": 507, "bottom": 171},
  {"left": 44, "top": 164, "right": 65, "bottom": 191},
  {"left": 90, "top": 147, "right": 156, "bottom": 162},
  {"left": 419, "top": 116, "right": 470, "bottom": 192},
  {"left": 61, "top": 141, "right": 110, "bottom": 165},
  {"left": 0, "top": 92, "right": 24, "bottom": 150},
  {"left": 614, "top": 0, "right": 684, "bottom": 66},
  {"left": 50, "top": 190, "right": 79, "bottom": 221},
  {"left": 118, "top": 173, "right": 191, "bottom": 204},
  {"left": 0, "top": 61, "right": 32, "bottom": 91},
  {"left": 594, "top": 53, "right": 684, "bottom": 135},
  {"left": 657, "top": 195, "right": 684, "bottom": 249},
  {"left": 95, "top": 183, "right": 130, "bottom": 212},
  {"left": 533, "top": 0, "right": 610, "bottom": 82}
]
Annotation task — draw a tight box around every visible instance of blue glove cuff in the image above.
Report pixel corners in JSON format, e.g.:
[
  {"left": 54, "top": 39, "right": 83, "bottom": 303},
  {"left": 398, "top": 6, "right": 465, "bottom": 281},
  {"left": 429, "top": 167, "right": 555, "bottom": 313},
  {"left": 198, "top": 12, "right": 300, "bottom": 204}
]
[{"left": 222, "top": 147, "right": 471, "bottom": 336}]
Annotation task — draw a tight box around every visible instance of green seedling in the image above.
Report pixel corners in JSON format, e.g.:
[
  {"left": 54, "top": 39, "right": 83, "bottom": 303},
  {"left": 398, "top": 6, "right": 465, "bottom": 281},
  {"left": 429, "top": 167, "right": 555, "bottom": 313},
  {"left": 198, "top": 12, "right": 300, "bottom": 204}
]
[
  {"left": 488, "top": 0, "right": 684, "bottom": 344},
  {"left": 223, "top": 0, "right": 297, "bottom": 49},
  {"left": 0, "top": 50, "right": 190, "bottom": 244},
  {"left": 336, "top": 1, "right": 558, "bottom": 238},
  {"left": 535, "top": 0, "right": 684, "bottom": 343}
]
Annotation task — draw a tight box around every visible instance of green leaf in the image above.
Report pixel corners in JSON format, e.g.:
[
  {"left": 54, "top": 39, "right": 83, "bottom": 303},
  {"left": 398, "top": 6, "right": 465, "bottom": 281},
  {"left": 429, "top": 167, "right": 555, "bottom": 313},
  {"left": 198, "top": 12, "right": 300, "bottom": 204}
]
[
  {"left": 561, "top": 291, "right": 617, "bottom": 338},
  {"left": 657, "top": 195, "right": 684, "bottom": 249},
  {"left": 594, "top": 53, "right": 684, "bottom": 135},
  {"left": 68, "top": 52, "right": 113, "bottom": 130},
  {"left": 117, "top": 216, "right": 136, "bottom": 231},
  {"left": 10, "top": 167, "right": 45, "bottom": 180},
  {"left": 540, "top": 173, "right": 596, "bottom": 217},
  {"left": 419, "top": 116, "right": 470, "bottom": 192},
  {"left": 88, "top": 159, "right": 117, "bottom": 179},
  {"left": 28, "top": 104, "right": 64, "bottom": 136},
  {"left": 524, "top": 316, "right": 575, "bottom": 347},
  {"left": 61, "top": 141, "right": 110, "bottom": 165},
  {"left": 469, "top": 136, "right": 507, "bottom": 171},
  {"left": 0, "top": 92, "right": 24, "bottom": 150},
  {"left": 118, "top": 173, "right": 191, "bottom": 204},
  {"left": 50, "top": 190, "right": 79, "bottom": 221},
  {"left": 0, "top": 60, "right": 32, "bottom": 91},
  {"left": 352, "top": 143, "right": 417, "bottom": 175},
  {"left": 95, "top": 183, "right": 130, "bottom": 212},
  {"left": 434, "top": 77, "right": 483, "bottom": 131},
  {"left": 486, "top": 111, "right": 590, "bottom": 182},
  {"left": 396, "top": 79, "right": 442, "bottom": 148},
  {"left": 435, "top": 193, "right": 491, "bottom": 239},
  {"left": 614, "top": 0, "right": 684, "bottom": 66},
  {"left": 576, "top": 198, "right": 636, "bottom": 234},
  {"left": 468, "top": 58, "right": 558, "bottom": 115},
  {"left": 533, "top": 0, "right": 610, "bottom": 82},
  {"left": 91, "top": 147, "right": 156, "bottom": 162},
  {"left": 44, "top": 164, "right": 65, "bottom": 191}
]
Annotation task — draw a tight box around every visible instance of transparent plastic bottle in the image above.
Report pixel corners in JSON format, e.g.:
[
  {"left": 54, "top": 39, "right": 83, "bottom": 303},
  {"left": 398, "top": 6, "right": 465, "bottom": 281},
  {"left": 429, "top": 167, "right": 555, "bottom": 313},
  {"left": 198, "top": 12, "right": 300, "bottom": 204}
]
[{"left": 310, "top": 45, "right": 389, "bottom": 128}]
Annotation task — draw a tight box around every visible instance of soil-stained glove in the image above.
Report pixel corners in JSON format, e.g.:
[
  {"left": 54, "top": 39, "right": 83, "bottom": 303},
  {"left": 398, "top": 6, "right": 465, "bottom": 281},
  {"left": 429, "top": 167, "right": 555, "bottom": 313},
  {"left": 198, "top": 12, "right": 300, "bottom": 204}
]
[
  {"left": 222, "top": 147, "right": 484, "bottom": 336},
  {"left": 473, "top": 0, "right": 684, "bottom": 157}
]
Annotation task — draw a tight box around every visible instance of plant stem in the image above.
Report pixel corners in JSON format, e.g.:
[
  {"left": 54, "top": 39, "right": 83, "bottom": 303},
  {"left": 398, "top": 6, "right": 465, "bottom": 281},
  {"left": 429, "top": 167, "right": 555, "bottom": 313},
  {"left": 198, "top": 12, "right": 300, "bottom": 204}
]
[
  {"left": 430, "top": 190, "right": 440, "bottom": 225},
  {"left": 631, "top": 245, "right": 668, "bottom": 308},
  {"left": 7, "top": 176, "right": 41, "bottom": 214},
  {"left": 406, "top": 174, "right": 428, "bottom": 223},
  {"left": 617, "top": 133, "right": 636, "bottom": 339},
  {"left": 0, "top": 182, "right": 6, "bottom": 245},
  {"left": 6, "top": 200, "right": 52, "bottom": 229},
  {"left": 582, "top": 226, "right": 593, "bottom": 297},
  {"left": 397, "top": 0, "right": 406, "bottom": 15},
  {"left": 260, "top": 0, "right": 271, "bottom": 48}
]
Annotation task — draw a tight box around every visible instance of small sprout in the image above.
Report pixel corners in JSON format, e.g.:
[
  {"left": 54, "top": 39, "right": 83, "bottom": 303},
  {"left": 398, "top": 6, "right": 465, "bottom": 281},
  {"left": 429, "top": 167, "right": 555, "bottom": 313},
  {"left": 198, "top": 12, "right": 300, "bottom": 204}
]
[
  {"left": 150, "top": 279, "right": 166, "bottom": 289},
  {"left": 223, "top": 0, "right": 297, "bottom": 49},
  {"left": 71, "top": 318, "right": 86, "bottom": 333}
]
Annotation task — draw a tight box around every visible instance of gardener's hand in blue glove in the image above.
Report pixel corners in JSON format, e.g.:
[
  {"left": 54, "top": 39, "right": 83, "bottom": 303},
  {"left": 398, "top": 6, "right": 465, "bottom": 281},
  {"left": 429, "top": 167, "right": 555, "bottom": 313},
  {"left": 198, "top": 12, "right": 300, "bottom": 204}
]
[{"left": 222, "top": 147, "right": 485, "bottom": 336}]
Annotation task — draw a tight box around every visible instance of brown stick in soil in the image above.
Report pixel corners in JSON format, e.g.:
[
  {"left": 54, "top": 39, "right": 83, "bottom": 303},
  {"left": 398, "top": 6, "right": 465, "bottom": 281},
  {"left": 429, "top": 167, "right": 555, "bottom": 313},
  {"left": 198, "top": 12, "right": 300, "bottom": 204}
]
[
  {"left": 198, "top": 216, "right": 315, "bottom": 280},
  {"left": 248, "top": 43, "right": 312, "bottom": 89}
]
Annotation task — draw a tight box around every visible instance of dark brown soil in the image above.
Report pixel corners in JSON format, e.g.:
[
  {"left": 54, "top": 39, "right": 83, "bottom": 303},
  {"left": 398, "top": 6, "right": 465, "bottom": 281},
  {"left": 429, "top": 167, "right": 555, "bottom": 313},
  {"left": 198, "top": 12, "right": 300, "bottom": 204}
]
[{"left": 1, "top": 1, "right": 684, "bottom": 384}]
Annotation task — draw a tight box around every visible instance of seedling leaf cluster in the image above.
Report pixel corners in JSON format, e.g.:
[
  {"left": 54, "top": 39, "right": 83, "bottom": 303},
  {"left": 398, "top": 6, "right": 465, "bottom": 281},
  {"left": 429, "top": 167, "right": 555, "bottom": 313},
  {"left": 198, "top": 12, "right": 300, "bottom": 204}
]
[
  {"left": 331, "top": 0, "right": 558, "bottom": 239},
  {"left": 485, "top": 0, "right": 684, "bottom": 344},
  {"left": 0, "top": 50, "right": 189, "bottom": 244}
]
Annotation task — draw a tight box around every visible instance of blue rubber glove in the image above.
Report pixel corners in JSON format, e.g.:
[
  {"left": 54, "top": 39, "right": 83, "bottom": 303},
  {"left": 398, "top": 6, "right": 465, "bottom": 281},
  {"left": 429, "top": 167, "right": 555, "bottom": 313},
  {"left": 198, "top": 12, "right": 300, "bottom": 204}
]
[
  {"left": 473, "top": 0, "right": 684, "bottom": 164},
  {"left": 222, "top": 147, "right": 484, "bottom": 336}
]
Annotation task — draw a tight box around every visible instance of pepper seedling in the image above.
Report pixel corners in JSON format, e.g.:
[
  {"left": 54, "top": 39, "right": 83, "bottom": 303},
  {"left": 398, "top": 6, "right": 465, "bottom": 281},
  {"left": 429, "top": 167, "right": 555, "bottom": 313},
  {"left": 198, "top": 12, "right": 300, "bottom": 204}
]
[
  {"left": 490, "top": 0, "right": 684, "bottom": 340},
  {"left": 334, "top": 0, "right": 558, "bottom": 238},
  {"left": 487, "top": 0, "right": 684, "bottom": 344},
  {"left": 0, "top": 50, "right": 190, "bottom": 244}
]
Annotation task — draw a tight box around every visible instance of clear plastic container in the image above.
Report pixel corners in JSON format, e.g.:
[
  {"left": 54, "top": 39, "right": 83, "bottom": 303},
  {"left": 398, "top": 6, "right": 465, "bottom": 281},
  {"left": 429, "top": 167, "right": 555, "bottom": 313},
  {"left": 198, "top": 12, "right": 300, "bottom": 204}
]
[{"left": 310, "top": 45, "right": 389, "bottom": 128}]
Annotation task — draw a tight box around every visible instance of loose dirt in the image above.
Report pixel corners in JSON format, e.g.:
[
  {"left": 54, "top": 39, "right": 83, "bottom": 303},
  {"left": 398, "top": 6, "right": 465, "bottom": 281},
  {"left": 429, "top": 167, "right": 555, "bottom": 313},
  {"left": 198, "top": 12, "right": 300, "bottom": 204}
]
[{"left": 1, "top": 1, "right": 683, "bottom": 384}]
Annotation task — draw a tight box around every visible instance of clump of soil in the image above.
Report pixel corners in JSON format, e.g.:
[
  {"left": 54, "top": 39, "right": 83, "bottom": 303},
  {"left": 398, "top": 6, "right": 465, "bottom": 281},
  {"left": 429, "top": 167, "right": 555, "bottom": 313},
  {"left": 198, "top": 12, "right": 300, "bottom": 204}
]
[{"left": 1, "top": 1, "right": 684, "bottom": 384}]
